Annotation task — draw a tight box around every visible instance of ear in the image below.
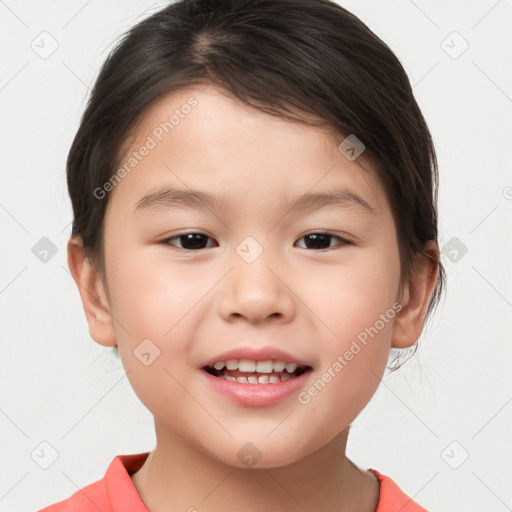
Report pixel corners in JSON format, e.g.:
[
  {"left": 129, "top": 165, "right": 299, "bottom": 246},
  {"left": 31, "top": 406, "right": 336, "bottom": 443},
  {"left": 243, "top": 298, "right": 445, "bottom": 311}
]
[
  {"left": 391, "top": 241, "right": 439, "bottom": 348},
  {"left": 67, "top": 236, "right": 117, "bottom": 347}
]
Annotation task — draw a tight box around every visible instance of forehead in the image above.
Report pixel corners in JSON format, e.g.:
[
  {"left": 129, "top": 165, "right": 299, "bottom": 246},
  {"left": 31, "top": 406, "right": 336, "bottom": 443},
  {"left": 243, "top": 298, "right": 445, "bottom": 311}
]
[{"left": 107, "top": 85, "right": 387, "bottom": 219}]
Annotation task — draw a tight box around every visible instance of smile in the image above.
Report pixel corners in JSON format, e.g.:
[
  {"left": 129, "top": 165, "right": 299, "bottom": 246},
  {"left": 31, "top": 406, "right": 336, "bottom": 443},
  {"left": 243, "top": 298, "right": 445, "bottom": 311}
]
[{"left": 204, "top": 359, "right": 310, "bottom": 384}]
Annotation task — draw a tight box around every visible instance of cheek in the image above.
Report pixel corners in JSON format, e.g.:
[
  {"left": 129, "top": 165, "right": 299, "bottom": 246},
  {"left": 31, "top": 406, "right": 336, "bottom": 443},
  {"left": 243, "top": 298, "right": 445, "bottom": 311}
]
[
  {"left": 298, "top": 302, "right": 396, "bottom": 445},
  {"left": 292, "top": 242, "right": 400, "bottom": 335},
  {"left": 293, "top": 245, "right": 400, "bottom": 423},
  {"left": 105, "top": 246, "right": 224, "bottom": 384},
  {"left": 106, "top": 246, "right": 208, "bottom": 340},
  {"left": 106, "top": 251, "right": 206, "bottom": 420}
]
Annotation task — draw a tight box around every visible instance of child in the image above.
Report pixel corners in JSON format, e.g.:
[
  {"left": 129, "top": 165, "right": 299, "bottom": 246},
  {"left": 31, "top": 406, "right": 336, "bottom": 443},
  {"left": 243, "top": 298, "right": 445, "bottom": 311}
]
[{"left": 40, "top": 0, "right": 444, "bottom": 510}]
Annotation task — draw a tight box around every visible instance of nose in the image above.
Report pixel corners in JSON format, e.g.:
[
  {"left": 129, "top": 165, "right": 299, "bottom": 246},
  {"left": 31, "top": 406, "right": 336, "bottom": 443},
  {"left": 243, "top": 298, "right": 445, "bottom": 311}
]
[{"left": 217, "top": 250, "right": 296, "bottom": 325}]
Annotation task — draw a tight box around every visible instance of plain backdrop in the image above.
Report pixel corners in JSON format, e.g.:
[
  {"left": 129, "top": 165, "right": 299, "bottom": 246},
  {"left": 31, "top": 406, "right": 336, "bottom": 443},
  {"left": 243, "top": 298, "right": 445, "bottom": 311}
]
[{"left": 1, "top": 1, "right": 511, "bottom": 511}]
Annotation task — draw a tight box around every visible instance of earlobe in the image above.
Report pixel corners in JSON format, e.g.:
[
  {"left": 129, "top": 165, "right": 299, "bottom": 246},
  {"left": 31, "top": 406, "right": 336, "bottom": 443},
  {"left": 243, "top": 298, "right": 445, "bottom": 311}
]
[
  {"left": 67, "top": 237, "right": 117, "bottom": 348},
  {"left": 391, "top": 241, "right": 439, "bottom": 349}
]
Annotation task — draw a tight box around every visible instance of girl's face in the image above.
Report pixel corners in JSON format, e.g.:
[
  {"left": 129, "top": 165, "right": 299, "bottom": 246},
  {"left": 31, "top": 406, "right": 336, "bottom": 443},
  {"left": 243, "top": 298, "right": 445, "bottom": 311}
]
[{"left": 101, "top": 85, "right": 402, "bottom": 466}]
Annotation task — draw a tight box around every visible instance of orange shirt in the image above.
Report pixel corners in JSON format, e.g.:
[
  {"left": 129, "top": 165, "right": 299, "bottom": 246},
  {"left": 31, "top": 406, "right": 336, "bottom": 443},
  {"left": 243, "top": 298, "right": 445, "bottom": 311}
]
[{"left": 38, "top": 452, "right": 429, "bottom": 511}]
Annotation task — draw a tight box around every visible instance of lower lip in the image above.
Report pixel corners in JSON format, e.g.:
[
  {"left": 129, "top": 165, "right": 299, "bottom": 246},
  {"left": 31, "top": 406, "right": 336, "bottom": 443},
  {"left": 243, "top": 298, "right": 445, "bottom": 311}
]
[{"left": 200, "top": 369, "right": 312, "bottom": 407}]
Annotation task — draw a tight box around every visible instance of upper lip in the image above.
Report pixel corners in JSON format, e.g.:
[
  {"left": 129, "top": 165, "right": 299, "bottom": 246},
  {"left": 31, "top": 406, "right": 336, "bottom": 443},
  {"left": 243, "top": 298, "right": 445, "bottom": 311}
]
[{"left": 201, "top": 346, "right": 311, "bottom": 368}]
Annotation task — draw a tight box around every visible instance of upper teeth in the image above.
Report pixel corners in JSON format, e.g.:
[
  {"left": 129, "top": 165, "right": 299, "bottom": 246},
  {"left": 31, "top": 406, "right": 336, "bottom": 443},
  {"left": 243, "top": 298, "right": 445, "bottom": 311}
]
[{"left": 212, "top": 359, "right": 298, "bottom": 373}]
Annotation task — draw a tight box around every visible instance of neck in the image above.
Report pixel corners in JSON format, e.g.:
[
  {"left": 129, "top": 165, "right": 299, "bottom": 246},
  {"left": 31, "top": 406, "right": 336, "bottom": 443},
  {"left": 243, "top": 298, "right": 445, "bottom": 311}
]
[{"left": 131, "top": 421, "right": 379, "bottom": 512}]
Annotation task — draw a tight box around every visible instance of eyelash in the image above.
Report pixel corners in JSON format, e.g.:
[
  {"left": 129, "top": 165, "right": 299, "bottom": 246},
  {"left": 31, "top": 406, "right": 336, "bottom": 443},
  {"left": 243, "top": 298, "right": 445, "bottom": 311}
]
[{"left": 160, "top": 231, "right": 352, "bottom": 251}]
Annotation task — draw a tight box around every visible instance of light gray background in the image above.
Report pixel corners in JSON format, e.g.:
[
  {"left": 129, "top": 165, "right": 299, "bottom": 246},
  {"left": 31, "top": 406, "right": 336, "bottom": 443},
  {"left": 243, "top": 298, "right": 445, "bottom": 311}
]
[{"left": 1, "top": 1, "right": 511, "bottom": 511}]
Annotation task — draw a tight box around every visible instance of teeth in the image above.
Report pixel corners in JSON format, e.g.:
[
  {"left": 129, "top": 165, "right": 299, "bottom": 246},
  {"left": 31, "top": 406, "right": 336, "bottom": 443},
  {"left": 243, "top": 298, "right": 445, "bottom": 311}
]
[
  {"left": 238, "top": 359, "right": 256, "bottom": 372},
  {"left": 273, "top": 360, "right": 286, "bottom": 372},
  {"left": 217, "top": 372, "right": 297, "bottom": 384},
  {"left": 210, "top": 359, "right": 303, "bottom": 373},
  {"left": 285, "top": 363, "right": 297, "bottom": 373},
  {"left": 226, "top": 359, "right": 238, "bottom": 370},
  {"left": 255, "top": 360, "right": 273, "bottom": 373}
]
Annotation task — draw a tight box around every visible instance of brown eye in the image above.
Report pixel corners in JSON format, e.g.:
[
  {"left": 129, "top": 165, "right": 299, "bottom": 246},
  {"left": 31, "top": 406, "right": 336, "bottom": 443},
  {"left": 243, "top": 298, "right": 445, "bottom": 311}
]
[
  {"left": 295, "top": 233, "right": 348, "bottom": 250},
  {"left": 162, "top": 232, "right": 217, "bottom": 250}
]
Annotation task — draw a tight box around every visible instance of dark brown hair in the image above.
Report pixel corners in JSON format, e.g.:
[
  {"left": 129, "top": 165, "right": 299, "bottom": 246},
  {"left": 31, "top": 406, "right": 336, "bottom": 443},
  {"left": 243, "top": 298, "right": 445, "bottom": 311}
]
[{"left": 67, "top": 0, "right": 445, "bottom": 356}]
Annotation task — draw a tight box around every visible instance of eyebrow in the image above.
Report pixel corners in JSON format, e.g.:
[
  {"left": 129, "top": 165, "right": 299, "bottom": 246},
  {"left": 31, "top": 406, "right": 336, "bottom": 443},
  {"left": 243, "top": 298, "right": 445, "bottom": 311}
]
[{"left": 134, "top": 185, "right": 374, "bottom": 214}]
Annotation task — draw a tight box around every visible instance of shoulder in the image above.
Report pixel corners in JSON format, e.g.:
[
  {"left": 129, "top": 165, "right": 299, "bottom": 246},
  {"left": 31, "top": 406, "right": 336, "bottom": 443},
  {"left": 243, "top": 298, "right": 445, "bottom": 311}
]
[
  {"left": 369, "top": 469, "right": 430, "bottom": 512},
  {"left": 37, "top": 477, "right": 109, "bottom": 512},
  {"left": 37, "top": 452, "right": 150, "bottom": 512}
]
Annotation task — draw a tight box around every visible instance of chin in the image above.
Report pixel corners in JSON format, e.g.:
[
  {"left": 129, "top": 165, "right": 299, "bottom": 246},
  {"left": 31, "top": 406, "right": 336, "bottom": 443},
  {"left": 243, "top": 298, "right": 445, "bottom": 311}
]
[{"left": 203, "top": 437, "right": 314, "bottom": 470}]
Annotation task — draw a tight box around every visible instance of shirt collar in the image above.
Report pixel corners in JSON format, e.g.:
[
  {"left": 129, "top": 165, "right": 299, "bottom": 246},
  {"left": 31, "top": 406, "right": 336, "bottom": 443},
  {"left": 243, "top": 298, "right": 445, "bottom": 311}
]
[{"left": 105, "top": 452, "right": 150, "bottom": 511}]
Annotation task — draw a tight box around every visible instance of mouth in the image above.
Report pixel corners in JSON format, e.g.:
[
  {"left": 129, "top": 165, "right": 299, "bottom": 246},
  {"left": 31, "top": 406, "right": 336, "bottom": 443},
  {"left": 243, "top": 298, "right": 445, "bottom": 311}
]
[{"left": 203, "top": 359, "right": 312, "bottom": 384}]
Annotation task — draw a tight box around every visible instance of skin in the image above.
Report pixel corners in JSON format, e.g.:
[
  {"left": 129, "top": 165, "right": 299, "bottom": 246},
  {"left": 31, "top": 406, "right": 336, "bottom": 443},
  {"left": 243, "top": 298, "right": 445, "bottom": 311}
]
[{"left": 68, "top": 85, "right": 439, "bottom": 512}]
